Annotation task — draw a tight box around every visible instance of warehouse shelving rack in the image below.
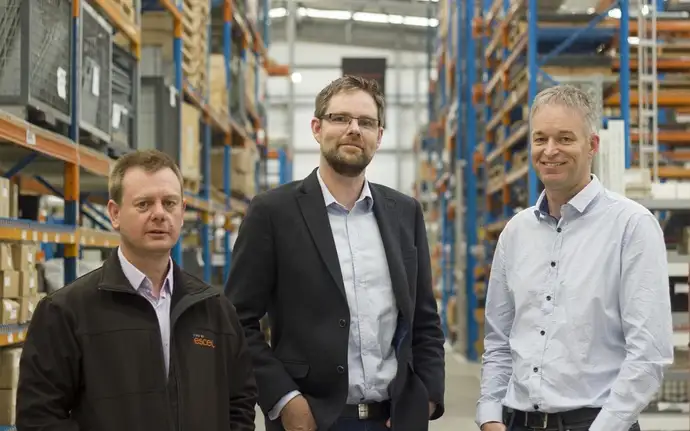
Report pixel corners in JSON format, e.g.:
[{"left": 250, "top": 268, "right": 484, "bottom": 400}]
[
  {"left": 425, "top": 0, "right": 643, "bottom": 361},
  {"left": 0, "top": 0, "right": 289, "bottom": 356}
]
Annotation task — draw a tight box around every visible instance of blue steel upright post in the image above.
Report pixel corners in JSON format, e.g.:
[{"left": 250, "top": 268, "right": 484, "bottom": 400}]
[
  {"left": 65, "top": 0, "right": 82, "bottom": 285},
  {"left": 172, "top": 1, "right": 184, "bottom": 266},
  {"left": 619, "top": 0, "right": 631, "bottom": 169},
  {"left": 223, "top": 0, "right": 234, "bottom": 282},
  {"left": 463, "top": 0, "right": 478, "bottom": 362},
  {"left": 200, "top": 0, "right": 213, "bottom": 283}
]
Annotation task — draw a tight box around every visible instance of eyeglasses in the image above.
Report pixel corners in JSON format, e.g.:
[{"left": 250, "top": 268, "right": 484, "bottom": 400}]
[{"left": 321, "top": 113, "right": 380, "bottom": 130}]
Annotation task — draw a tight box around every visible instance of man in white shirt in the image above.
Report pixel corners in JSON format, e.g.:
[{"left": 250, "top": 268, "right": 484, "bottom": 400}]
[{"left": 476, "top": 84, "right": 674, "bottom": 431}]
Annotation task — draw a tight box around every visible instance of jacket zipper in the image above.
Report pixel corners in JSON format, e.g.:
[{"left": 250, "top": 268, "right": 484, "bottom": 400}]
[
  {"left": 169, "top": 290, "right": 219, "bottom": 431},
  {"left": 99, "top": 285, "right": 219, "bottom": 431}
]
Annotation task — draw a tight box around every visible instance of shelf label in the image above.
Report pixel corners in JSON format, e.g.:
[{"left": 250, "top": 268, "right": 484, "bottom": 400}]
[
  {"left": 7, "top": 333, "right": 13, "bottom": 344},
  {"left": 26, "top": 130, "right": 35, "bottom": 146},
  {"left": 57, "top": 67, "right": 67, "bottom": 100},
  {"left": 92, "top": 65, "right": 100, "bottom": 96}
]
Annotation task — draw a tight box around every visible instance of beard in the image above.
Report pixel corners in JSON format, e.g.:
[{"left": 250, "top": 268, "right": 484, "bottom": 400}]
[{"left": 323, "top": 142, "right": 372, "bottom": 177}]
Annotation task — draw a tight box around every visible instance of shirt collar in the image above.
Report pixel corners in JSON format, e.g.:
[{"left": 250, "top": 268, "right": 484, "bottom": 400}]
[
  {"left": 117, "top": 247, "right": 174, "bottom": 295},
  {"left": 534, "top": 174, "right": 603, "bottom": 219},
  {"left": 316, "top": 168, "right": 374, "bottom": 211}
]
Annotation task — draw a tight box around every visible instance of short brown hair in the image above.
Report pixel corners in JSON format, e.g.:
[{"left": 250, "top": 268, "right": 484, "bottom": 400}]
[
  {"left": 314, "top": 75, "right": 386, "bottom": 127},
  {"left": 108, "top": 149, "right": 184, "bottom": 204}
]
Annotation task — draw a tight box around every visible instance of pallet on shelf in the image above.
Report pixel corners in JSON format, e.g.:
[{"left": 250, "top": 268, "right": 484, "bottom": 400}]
[{"left": 181, "top": 102, "right": 201, "bottom": 194}]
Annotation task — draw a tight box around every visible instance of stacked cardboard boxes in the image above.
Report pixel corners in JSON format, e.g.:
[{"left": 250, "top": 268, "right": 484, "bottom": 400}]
[
  {"left": 0, "top": 347, "right": 21, "bottom": 425},
  {"left": 210, "top": 147, "right": 258, "bottom": 198},
  {"left": 0, "top": 178, "right": 19, "bottom": 219},
  {"left": 0, "top": 242, "right": 40, "bottom": 325}
]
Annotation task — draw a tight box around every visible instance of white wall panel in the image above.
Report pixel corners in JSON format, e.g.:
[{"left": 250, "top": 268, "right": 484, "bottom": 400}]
[{"left": 267, "top": 41, "right": 431, "bottom": 195}]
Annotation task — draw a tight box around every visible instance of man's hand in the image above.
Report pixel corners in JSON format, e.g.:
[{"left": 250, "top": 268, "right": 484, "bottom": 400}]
[
  {"left": 385, "top": 401, "right": 437, "bottom": 428},
  {"left": 480, "top": 421, "right": 506, "bottom": 431},
  {"left": 280, "top": 395, "right": 317, "bottom": 431}
]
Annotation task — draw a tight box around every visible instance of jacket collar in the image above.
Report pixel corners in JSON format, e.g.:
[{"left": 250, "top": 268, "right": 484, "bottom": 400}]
[{"left": 98, "top": 249, "right": 210, "bottom": 300}]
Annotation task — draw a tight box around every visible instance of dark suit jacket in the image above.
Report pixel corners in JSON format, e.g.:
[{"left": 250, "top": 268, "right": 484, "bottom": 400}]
[{"left": 225, "top": 168, "right": 445, "bottom": 431}]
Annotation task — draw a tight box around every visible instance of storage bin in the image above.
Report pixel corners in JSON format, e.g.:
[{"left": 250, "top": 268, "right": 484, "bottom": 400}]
[
  {"left": 139, "top": 77, "right": 182, "bottom": 163},
  {"left": 111, "top": 43, "right": 138, "bottom": 152},
  {"left": 0, "top": 0, "right": 72, "bottom": 124},
  {"left": 81, "top": 2, "right": 112, "bottom": 143}
]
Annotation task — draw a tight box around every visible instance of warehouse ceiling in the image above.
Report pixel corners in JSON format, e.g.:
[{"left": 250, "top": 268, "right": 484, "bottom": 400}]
[{"left": 267, "top": 0, "right": 437, "bottom": 52}]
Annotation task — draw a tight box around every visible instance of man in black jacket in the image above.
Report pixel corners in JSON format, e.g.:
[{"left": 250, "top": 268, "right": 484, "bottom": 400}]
[
  {"left": 226, "top": 76, "right": 445, "bottom": 431},
  {"left": 16, "top": 149, "right": 257, "bottom": 431}
]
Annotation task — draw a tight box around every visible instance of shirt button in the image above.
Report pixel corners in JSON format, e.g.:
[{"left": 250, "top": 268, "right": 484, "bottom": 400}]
[
  {"left": 339, "top": 319, "right": 347, "bottom": 328},
  {"left": 337, "top": 365, "right": 345, "bottom": 374},
  {"left": 546, "top": 295, "right": 552, "bottom": 301},
  {"left": 533, "top": 367, "right": 538, "bottom": 373},
  {"left": 557, "top": 227, "right": 562, "bottom": 233},
  {"left": 550, "top": 261, "right": 556, "bottom": 267},
  {"left": 540, "top": 330, "right": 545, "bottom": 336},
  {"left": 534, "top": 404, "right": 539, "bottom": 410}
]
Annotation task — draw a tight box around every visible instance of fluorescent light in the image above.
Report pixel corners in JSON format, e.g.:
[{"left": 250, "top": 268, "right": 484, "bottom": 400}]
[{"left": 268, "top": 7, "right": 438, "bottom": 27}]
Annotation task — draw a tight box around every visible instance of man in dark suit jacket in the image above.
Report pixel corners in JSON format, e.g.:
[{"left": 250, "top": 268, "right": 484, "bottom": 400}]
[{"left": 225, "top": 75, "right": 445, "bottom": 431}]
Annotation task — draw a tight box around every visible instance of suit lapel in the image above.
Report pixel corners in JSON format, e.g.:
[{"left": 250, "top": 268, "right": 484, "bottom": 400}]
[
  {"left": 296, "top": 170, "right": 347, "bottom": 299},
  {"left": 370, "top": 185, "right": 413, "bottom": 323}
]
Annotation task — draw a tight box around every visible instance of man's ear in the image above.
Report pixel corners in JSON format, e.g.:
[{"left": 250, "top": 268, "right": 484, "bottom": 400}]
[
  {"left": 311, "top": 117, "right": 322, "bottom": 143},
  {"left": 107, "top": 200, "right": 120, "bottom": 231}
]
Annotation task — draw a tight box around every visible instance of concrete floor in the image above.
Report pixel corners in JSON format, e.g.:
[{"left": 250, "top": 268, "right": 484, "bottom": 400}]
[{"left": 253, "top": 351, "right": 481, "bottom": 431}]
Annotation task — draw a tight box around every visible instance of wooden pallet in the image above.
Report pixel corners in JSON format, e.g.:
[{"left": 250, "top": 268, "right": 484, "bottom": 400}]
[
  {"left": 183, "top": 177, "right": 200, "bottom": 194},
  {"left": 113, "top": 0, "right": 135, "bottom": 23},
  {"left": 512, "top": 149, "right": 529, "bottom": 169}
]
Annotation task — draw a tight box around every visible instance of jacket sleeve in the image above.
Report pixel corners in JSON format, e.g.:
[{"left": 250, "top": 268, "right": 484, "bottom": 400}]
[
  {"left": 411, "top": 199, "right": 446, "bottom": 420},
  {"left": 225, "top": 195, "right": 300, "bottom": 417},
  {"left": 16, "top": 296, "right": 81, "bottom": 431},
  {"left": 222, "top": 297, "right": 259, "bottom": 430}
]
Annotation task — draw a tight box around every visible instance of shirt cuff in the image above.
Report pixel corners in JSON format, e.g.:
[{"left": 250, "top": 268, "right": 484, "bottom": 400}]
[
  {"left": 476, "top": 401, "right": 504, "bottom": 428},
  {"left": 588, "top": 408, "right": 636, "bottom": 431},
  {"left": 267, "top": 390, "right": 302, "bottom": 421}
]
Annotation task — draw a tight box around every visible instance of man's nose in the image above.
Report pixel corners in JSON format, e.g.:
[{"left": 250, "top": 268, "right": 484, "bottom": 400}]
[
  {"left": 543, "top": 138, "right": 559, "bottom": 156},
  {"left": 346, "top": 119, "right": 362, "bottom": 135}
]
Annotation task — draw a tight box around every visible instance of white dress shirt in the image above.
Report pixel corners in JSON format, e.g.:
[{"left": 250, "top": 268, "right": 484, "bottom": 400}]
[{"left": 477, "top": 175, "right": 674, "bottom": 431}]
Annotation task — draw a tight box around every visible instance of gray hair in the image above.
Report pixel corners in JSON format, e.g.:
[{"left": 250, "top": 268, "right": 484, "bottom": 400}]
[{"left": 529, "top": 84, "right": 600, "bottom": 136}]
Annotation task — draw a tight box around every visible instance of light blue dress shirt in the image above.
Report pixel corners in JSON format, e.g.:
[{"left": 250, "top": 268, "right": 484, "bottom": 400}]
[
  {"left": 477, "top": 175, "right": 674, "bottom": 431},
  {"left": 268, "top": 170, "right": 399, "bottom": 420},
  {"left": 118, "top": 247, "right": 174, "bottom": 376}
]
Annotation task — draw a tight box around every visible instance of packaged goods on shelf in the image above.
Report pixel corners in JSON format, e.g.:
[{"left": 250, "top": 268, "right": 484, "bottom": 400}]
[
  {"left": 0, "top": 346, "right": 22, "bottom": 425},
  {"left": 133, "top": 1, "right": 210, "bottom": 95},
  {"left": 139, "top": 78, "right": 201, "bottom": 192},
  {"left": 0, "top": 0, "right": 72, "bottom": 126},
  {"left": 78, "top": 2, "right": 114, "bottom": 150},
  {"left": 139, "top": 77, "right": 182, "bottom": 162},
  {"left": 180, "top": 102, "right": 201, "bottom": 194},
  {"left": 111, "top": 44, "right": 138, "bottom": 152},
  {"left": 210, "top": 147, "right": 258, "bottom": 198},
  {"left": 209, "top": 54, "right": 229, "bottom": 116},
  {"left": 0, "top": 241, "right": 39, "bottom": 325}
]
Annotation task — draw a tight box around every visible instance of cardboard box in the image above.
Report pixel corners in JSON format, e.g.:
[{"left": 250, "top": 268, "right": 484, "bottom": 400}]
[
  {"left": 0, "top": 272, "right": 19, "bottom": 299},
  {"left": 12, "top": 244, "right": 36, "bottom": 271},
  {"left": 0, "top": 300, "right": 19, "bottom": 325},
  {"left": 19, "top": 297, "right": 38, "bottom": 323},
  {"left": 0, "top": 178, "right": 9, "bottom": 218},
  {"left": 0, "top": 388, "right": 16, "bottom": 425},
  {"left": 19, "top": 271, "right": 37, "bottom": 297},
  {"left": 0, "top": 348, "right": 21, "bottom": 389},
  {"left": 0, "top": 245, "right": 12, "bottom": 272}
]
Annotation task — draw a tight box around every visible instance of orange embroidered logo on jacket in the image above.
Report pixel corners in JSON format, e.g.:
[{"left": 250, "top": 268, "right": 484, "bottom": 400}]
[{"left": 192, "top": 334, "right": 216, "bottom": 348}]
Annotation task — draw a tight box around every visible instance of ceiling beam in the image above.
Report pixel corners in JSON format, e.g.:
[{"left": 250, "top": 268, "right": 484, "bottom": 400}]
[{"left": 270, "top": 18, "right": 431, "bottom": 52}]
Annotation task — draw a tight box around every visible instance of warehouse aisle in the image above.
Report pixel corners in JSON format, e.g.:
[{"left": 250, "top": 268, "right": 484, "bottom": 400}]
[{"left": 253, "top": 350, "right": 481, "bottom": 430}]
